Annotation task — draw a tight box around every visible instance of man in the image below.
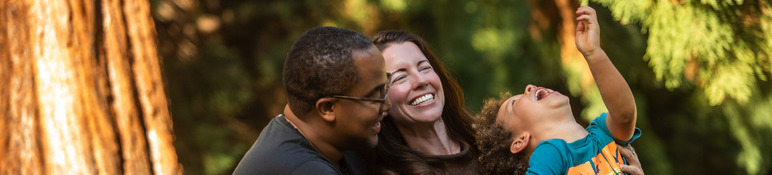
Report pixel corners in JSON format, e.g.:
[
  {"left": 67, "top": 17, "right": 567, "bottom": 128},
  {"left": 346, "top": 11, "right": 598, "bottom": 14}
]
[{"left": 233, "top": 26, "right": 391, "bottom": 174}]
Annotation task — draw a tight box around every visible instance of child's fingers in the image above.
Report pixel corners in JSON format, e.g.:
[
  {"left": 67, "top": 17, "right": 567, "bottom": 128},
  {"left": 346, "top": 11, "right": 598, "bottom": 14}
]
[
  {"left": 576, "top": 15, "right": 592, "bottom": 22},
  {"left": 575, "top": 6, "right": 598, "bottom": 24},
  {"left": 575, "top": 6, "right": 596, "bottom": 16}
]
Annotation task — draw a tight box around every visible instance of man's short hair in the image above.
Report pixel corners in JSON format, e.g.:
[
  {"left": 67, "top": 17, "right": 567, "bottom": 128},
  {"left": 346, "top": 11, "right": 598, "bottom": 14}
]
[
  {"left": 283, "top": 26, "right": 374, "bottom": 116},
  {"left": 474, "top": 92, "right": 529, "bottom": 174}
]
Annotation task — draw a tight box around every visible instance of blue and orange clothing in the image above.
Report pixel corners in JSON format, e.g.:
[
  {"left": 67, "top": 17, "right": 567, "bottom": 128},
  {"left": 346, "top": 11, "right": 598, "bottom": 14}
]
[{"left": 526, "top": 113, "right": 642, "bottom": 175}]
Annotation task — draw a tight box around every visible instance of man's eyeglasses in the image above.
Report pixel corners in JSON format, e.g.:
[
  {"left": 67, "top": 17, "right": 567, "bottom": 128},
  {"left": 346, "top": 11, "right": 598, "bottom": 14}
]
[
  {"left": 330, "top": 73, "right": 391, "bottom": 104},
  {"left": 329, "top": 73, "right": 392, "bottom": 117}
]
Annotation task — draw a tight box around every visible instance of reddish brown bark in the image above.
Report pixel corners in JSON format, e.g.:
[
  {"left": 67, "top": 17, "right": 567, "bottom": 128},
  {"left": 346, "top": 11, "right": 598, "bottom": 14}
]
[{"left": 0, "top": 0, "right": 180, "bottom": 174}]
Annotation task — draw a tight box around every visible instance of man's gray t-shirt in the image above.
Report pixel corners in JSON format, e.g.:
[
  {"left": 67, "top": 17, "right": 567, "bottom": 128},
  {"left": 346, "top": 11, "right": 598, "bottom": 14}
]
[{"left": 233, "top": 114, "right": 366, "bottom": 175}]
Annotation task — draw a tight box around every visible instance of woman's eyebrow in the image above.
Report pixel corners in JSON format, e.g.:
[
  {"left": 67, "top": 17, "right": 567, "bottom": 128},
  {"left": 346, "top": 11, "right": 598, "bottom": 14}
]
[
  {"left": 416, "top": 60, "right": 428, "bottom": 66},
  {"left": 390, "top": 68, "right": 407, "bottom": 75}
]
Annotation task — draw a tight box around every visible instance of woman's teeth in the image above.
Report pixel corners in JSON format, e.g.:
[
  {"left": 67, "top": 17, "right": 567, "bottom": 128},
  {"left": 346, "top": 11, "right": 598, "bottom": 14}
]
[{"left": 410, "top": 94, "right": 434, "bottom": 106}]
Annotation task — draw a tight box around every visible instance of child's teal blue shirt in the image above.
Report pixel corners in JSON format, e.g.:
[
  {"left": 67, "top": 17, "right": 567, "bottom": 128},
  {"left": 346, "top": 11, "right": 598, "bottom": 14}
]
[{"left": 526, "top": 113, "right": 642, "bottom": 175}]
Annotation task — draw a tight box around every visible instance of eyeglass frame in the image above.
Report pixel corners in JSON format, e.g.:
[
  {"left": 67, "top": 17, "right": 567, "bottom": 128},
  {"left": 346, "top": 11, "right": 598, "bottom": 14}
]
[{"left": 329, "top": 73, "right": 392, "bottom": 113}]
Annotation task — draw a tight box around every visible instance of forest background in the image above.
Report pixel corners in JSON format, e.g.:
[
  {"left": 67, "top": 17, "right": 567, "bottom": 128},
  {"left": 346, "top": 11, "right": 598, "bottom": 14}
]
[
  {"left": 154, "top": 0, "right": 771, "bottom": 174},
  {"left": 2, "top": 0, "right": 771, "bottom": 174}
]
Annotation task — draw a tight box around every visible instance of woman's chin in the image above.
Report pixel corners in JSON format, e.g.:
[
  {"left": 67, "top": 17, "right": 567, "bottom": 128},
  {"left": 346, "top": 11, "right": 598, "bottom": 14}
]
[
  {"left": 409, "top": 106, "right": 444, "bottom": 123},
  {"left": 391, "top": 101, "right": 445, "bottom": 123}
]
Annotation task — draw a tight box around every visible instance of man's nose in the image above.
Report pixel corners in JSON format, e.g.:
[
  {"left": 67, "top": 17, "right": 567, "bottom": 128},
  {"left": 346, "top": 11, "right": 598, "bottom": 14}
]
[{"left": 379, "top": 96, "right": 392, "bottom": 115}]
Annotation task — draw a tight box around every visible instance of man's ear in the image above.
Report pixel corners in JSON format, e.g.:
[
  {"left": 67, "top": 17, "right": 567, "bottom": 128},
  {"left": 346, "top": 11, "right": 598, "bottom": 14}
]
[
  {"left": 510, "top": 132, "right": 531, "bottom": 154},
  {"left": 316, "top": 98, "right": 336, "bottom": 122}
]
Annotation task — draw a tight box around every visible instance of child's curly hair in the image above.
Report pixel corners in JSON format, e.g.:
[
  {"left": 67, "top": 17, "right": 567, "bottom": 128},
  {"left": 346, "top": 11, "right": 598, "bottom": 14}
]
[{"left": 474, "top": 92, "right": 529, "bottom": 175}]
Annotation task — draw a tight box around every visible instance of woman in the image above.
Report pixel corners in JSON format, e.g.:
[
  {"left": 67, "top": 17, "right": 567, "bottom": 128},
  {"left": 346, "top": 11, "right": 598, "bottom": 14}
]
[{"left": 371, "top": 31, "right": 479, "bottom": 174}]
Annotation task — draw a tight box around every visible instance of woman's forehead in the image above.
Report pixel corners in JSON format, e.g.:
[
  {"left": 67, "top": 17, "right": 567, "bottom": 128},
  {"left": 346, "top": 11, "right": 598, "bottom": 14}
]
[{"left": 385, "top": 58, "right": 429, "bottom": 74}]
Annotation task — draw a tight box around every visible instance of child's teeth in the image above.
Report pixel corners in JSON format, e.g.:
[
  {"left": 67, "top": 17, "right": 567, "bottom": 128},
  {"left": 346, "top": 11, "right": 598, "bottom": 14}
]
[{"left": 536, "top": 89, "right": 547, "bottom": 100}]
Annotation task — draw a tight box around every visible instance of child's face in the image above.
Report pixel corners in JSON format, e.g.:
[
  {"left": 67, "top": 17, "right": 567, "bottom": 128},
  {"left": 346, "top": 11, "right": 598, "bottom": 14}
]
[{"left": 496, "top": 85, "right": 572, "bottom": 134}]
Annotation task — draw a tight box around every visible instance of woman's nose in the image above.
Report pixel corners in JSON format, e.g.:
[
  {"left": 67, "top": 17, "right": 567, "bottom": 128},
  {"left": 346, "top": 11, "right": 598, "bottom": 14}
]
[{"left": 412, "top": 74, "right": 428, "bottom": 89}]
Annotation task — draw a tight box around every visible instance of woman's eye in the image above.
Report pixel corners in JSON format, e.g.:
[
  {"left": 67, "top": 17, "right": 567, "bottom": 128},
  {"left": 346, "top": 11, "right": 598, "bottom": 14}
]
[
  {"left": 393, "top": 75, "right": 406, "bottom": 82},
  {"left": 420, "top": 66, "right": 432, "bottom": 71}
]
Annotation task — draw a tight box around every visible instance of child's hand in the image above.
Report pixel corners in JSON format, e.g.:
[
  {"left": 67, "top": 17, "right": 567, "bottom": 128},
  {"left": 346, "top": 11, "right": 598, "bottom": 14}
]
[{"left": 575, "top": 6, "right": 601, "bottom": 58}]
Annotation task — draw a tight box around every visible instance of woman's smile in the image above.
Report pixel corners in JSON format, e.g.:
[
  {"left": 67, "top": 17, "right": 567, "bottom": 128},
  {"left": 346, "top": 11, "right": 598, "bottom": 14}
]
[{"left": 410, "top": 93, "right": 435, "bottom": 106}]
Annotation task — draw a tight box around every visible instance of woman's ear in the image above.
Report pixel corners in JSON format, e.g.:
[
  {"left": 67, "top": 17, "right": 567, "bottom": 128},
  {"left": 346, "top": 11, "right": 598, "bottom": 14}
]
[
  {"left": 510, "top": 132, "right": 531, "bottom": 154},
  {"left": 316, "top": 98, "right": 336, "bottom": 122}
]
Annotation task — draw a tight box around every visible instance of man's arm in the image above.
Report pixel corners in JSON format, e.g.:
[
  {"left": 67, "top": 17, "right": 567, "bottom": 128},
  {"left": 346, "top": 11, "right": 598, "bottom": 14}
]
[{"left": 575, "top": 6, "right": 637, "bottom": 141}]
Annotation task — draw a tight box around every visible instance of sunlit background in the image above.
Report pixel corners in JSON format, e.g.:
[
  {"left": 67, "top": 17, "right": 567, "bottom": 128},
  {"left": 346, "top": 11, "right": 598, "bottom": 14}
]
[{"left": 149, "top": 0, "right": 772, "bottom": 174}]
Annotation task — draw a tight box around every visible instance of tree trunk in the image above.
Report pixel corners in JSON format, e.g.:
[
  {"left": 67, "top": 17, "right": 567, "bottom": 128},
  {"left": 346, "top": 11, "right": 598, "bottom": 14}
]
[{"left": 0, "top": 0, "right": 180, "bottom": 174}]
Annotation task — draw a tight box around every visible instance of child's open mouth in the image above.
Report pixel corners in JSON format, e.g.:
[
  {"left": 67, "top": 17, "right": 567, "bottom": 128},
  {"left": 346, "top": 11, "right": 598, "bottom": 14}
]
[{"left": 535, "top": 88, "right": 554, "bottom": 100}]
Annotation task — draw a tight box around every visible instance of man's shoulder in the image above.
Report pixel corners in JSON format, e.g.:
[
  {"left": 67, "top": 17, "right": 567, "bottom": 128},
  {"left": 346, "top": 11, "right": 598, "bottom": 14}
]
[
  {"left": 234, "top": 114, "right": 339, "bottom": 174},
  {"left": 234, "top": 155, "right": 338, "bottom": 175},
  {"left": 233, "top": 133, "right": 338, "bottom": 174},
  {"left": 289, "top": 159, "right": 340, "bottom": 174}
]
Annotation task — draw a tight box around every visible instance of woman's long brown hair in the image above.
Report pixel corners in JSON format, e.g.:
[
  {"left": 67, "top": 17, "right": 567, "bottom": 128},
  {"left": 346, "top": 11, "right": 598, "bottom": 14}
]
[{"left": 370, "top": 30, "right": 476, "bottom": 174}]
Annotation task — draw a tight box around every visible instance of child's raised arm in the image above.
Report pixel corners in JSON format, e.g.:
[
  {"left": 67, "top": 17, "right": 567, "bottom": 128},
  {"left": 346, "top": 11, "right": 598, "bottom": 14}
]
[{"left": 575, "top": 6, "right": 637, "bottom": 141}]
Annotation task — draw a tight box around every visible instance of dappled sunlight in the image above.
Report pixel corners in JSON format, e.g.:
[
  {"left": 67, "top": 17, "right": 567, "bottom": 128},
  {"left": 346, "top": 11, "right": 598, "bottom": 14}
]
[
  {"left": 1, "top": 0, "right": 770, "bottom": 173},
  {"left": 5, "top": 0, "right": 768, "bottom": 174}
]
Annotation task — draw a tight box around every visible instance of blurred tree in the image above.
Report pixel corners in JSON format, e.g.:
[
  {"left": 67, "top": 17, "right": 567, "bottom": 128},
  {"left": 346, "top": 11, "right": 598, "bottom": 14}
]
[
  {"left": 523, "top": 0, "right": 772, "bottom": 174},
  {"left": 590, "top": 0, "right": 772, "bottom": 174},
  {"left": 593, "top": 0, "right": 772, "bottom": 106},
  {"left": 0, "top": 0, "right": 179, "bottom": 174}
]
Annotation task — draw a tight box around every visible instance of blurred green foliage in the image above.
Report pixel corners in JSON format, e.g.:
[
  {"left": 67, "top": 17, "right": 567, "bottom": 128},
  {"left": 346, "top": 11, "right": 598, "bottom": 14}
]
[
  {"left": 150, "top": 0, "right": 772, "bottom": 174},
  {"left": 594, "top": 0, "right": 772, "bottom": 174}
]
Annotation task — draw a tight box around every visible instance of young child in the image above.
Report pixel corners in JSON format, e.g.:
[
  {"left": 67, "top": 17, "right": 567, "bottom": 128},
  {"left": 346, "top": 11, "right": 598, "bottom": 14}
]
[{"left": 474, "top": 6, "right": 641, "bottom": 175}]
